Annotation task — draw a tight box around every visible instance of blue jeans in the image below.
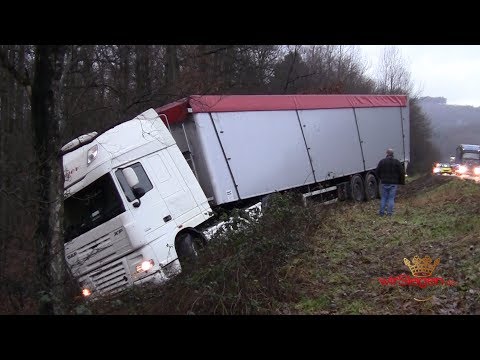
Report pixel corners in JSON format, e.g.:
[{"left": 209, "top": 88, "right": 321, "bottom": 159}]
[{"left": 379, "top": 184, "right": 397, "bottom": 216}]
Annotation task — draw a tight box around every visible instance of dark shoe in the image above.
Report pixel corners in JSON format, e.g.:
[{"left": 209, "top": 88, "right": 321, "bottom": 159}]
[
  {"left": 378, "top": 213, "right": 384, "bottom": 216},
  {"left": 387, "top": 213, "right": 393, "bottom": 216}
]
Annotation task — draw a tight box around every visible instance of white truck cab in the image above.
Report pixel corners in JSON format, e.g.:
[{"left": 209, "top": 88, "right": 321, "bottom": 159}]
[{"left": 62, "top": 109, "right": 213, "bottom": 298}]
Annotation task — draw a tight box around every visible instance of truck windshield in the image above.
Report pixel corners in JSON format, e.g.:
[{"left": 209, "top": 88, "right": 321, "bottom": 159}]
[
  {"left": 462, "top": 153, "right": 480, "bottom": 161},
  {"left": 64, "top": 173, "right": 125, "bottom": 243}
]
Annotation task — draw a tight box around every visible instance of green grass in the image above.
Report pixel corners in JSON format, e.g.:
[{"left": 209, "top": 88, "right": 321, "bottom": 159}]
[
  {"left": 295, "top": 295, "right": 331, "bottom": 313},
  {"left": 86, "top": 175, "right": 480, "bottom": 315},
  {"left": 287, "top": 175, "right": 480, "bottom": 315}
]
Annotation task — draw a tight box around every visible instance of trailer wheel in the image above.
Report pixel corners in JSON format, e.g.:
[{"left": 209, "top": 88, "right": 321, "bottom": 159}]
[
  {"left": 364, "top": 172, "right": 378, "bottom": 201},
  {"left": 261, "top": 194, "right": 273, "bottom": 212},
  {"left": 175, "top": 232, "right": 206, "bottom": 268},
  {"left": 350, "top": 174, "right": 365, "bottom": 202},
  {"left": 337, "top": 183, "right": 348, "bottom": 201}
]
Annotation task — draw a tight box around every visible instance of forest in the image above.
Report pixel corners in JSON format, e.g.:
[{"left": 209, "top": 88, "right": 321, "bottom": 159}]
[{"left": 0, "top": 45, "right": 439, "bottom": 314}]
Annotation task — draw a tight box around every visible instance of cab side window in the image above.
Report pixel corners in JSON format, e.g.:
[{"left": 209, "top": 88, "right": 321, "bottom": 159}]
[{"left": 115, "top": 162, "right": 153, "bottom": 202}]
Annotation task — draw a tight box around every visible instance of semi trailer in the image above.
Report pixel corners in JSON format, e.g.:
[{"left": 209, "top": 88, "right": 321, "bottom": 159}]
[{"left": 61, "top": 94, "right": 410, "bottom": 298}]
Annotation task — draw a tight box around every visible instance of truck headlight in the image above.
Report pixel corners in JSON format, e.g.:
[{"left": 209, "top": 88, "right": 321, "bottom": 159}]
[
  {"left": 87, "top": 144, "right": 98, "bottom": 165},
  {"left": 474, "top": 167, "right": 480, "bottom": 175},
  {"left": 136, "top": 259, "right": 154, "bottom": 273},
  {"left": 458, "top": 165, "right": 467, "bottom": 174},
  {"left": 433, "top": 167, "right": 440, "bottom": 173},
  {"left": 82, "top": 288, "right": 92, "bottom": 297}
]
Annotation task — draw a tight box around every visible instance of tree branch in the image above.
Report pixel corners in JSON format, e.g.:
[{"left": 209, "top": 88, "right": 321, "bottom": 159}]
[
  {"left": 284, "top": 46, "right": 299, "bottom": 93},
  {"left": 0, "top": 47, "right": 32, "bottom": 98}
]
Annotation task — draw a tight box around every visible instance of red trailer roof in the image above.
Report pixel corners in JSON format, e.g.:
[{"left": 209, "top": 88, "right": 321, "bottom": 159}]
[{"left": 155, "top": 94, "right": 408, "bottom": 126}]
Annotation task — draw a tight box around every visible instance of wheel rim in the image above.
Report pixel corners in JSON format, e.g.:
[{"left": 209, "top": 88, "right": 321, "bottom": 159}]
[
  {"left": 352, "top": 176, "right": 364, "bottom": 201},
  {"left": 366, "top": 175, "right": 377, "bottom": 200},
  {"left": 354, "top": 183, "right": 362, "bottom": 201}
]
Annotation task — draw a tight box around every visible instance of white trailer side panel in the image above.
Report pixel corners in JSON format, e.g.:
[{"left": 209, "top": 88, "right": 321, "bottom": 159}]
[
  {"left": 191, "top": 113, "right": 239, "bottom": 204},
  {"left": 211, "top": 110, "right": 314, "bottom": 200},
  {"left": 169, "top": 121, "right": 215, "bottom": 201},
  {"left": 298, "top": 108, "right": 365, "bottom": 181},
  {"left": 355, "top": 107, "right": 406, "bottom": 170}
]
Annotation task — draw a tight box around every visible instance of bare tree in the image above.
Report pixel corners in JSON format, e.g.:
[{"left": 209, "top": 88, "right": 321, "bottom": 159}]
[
  {"left": 373, "top": 46, "right": 439, "bottom": 174},
  {"left": 165, "top": 45, "right": 179, "bottom": 87},
  {"left": 409, "top": 99, "right": 441, "bottom": 174},
  {"left": 0, "top": 45, "right": 70, "bottom": 314},
  {"left": 31, "top": 45, "right": 70, "bottom": 314},
  {"left": 269, "top": 45, "right": 375, "bottom": 94},
  {"left": 375, "top": 46, "right": 415, "bottom": 95}
]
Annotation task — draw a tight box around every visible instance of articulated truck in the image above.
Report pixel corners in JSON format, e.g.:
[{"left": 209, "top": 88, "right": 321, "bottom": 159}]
[
  {"left": 454, "top": 144, "right": 480, "bottom": 176},
  {"left": 62, "top": 94, "right": 410, "bottom": 298}
]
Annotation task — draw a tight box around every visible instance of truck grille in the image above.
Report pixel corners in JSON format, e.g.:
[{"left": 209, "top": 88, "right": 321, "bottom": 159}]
[
  {"left": 77, "top": 230, "right": 130, "bottom": 267},
  {"left": 66, "top": 223, "right": 131, "bottom": 277},
  {"left": 77, "top": 233, "right": 113, "bottom": 262},
  {"left": 90, "top": 259, "right": 130, "bottom": 295}
]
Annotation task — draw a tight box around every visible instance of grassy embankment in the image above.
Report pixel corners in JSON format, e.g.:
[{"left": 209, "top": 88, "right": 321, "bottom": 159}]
[{"left": 86, "top": 174, "right": 480, "bottom": 315}]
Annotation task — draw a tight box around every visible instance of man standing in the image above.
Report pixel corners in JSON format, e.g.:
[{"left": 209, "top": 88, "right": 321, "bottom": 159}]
[{"left": 375, "top": 148, "right": 405, "bottom": 216}]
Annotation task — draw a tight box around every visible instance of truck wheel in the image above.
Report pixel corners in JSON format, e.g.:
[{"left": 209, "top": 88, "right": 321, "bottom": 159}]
[
  {"left": 176, "top": 232, "right": 206, "bottom": 267},
  {"left": 261, "top": 194, "right": 273, "bottom": 212},
  {"left": 364, "top": 172, "right": 378, "bottom": 201},
  {"left": 337, "top": 183, "right": 348, "bottom": 201},
  {"left": 350, "top": 174, "right": 365, "bottom": 202}
]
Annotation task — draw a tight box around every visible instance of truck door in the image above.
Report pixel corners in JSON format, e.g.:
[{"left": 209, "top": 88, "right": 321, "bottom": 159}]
[
  {"left": 115, "top": 162, "right": 177, "bottom": 251},
  {"left": 144, "top": 151, "right": 201, "bottom": 226}
]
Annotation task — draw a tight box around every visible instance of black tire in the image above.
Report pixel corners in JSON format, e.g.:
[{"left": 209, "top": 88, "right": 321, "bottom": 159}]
[
  {"left": 364, "top": 172, "right": 378, "bottom": 201},
  {"left": 176, "top": 232, "right": 206, "bottom": 267},
  {"left": 350, "top": 174, "right": 365, "bottom": 202},
  {"left": 337, "top": 183, "right": 348, "bottom": 202},
  {"left": 261, "top": 194, "right": 273, "bottom": 212}
]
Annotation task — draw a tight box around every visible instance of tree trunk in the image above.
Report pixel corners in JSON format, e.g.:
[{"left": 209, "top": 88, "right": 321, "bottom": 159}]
[
  {"left": 15, "top": 45, "right": 26, "bottom": 133},
  {"left": 31, "top": 45, "right": 68, "bottom": 315},
  {"left": 135, "top": 45, "right": 145, "bottom": 98},
  {"left": 165, "top": 45, "right": 179, "bottom": 86},
  {"left": 143, "top": 47, "right": 151, "bottom": 96},
  {"left": 0, "top": 46, "right": 15, "bottom": 278}
]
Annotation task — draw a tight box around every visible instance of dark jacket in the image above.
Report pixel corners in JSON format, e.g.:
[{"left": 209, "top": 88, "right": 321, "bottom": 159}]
[{"left": 376, "top": 155, "right": 405, "bottom": 185}]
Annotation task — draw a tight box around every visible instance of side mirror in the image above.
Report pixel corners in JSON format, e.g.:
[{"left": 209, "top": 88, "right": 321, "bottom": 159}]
[
  {"left": 122, "top": 167, "right": 139, "bottom": 188},
  {"left": 133, "top": 186, "right": 146, "bottom": 199}
]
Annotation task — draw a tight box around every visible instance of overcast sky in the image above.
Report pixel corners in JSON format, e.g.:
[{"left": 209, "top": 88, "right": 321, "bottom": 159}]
[{"left": 359, "top": 45, "right": 480, "bottom": 107}]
